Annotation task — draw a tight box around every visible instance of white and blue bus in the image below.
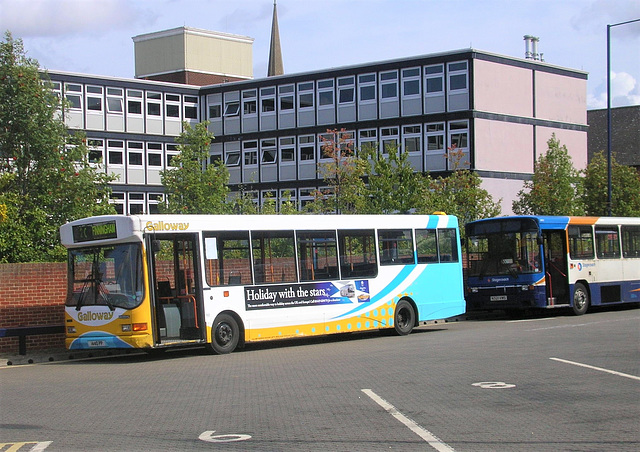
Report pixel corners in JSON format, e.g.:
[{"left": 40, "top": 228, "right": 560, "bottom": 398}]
[
  {"left": 60, "top": 214, "right": 466, "bottom": 354},
  {"left": 465, "top": 216, "right": 640, "bottom": 315}
]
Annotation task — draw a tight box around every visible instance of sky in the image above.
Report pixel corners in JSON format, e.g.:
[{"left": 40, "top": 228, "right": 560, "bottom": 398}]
[{"left": 1, "top": 0, "right": 639, "bottom": 110}]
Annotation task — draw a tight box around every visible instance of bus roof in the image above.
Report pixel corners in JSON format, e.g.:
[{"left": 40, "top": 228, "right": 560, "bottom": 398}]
[
  {"left": 466, "top": 215, "right": 640, "bottom": 232},
  {"left": 61, "top": 214, "right": 459, "bottom": 248}
]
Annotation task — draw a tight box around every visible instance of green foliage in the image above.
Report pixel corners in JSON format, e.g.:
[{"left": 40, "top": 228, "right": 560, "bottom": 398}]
[
  {"left": 0, "top": 32, "right": 115, "bottom": 262},
  {"left": 160, "top": 121, "right": 231, "bottom": 214},
  {"left": 361, "top": 143, "right": 426, "bottom": 214},
  {"left": 512, "top": 134, "right": 584, "bottom": 216},
  {"left": 582, "top": 151, "right": 640, "bottom": 216},
  {"left": 308, "top": 129, "right": 369, "bottom": 214}
]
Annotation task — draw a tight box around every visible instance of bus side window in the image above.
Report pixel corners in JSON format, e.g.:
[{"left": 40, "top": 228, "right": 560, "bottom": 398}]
[
  {"left": 204, "top": 231, "right": 251, "bottom": 286},
  {"left": 416, "top": 229, "right": 438, "bottom": 263},
  {"left": 338, "top": 229, "right": 377, "bottom": 278},
  {"left": 297, "top": 230, "right": 338, "bottom": 281},
  {"left": 252, "top": 231, "right": 297, "bottom": 284},
  {"left": 437, "top": 228, "right": 459, "bottom": 263},
  {"left": 621, "top": 226, "right": 640, "bottom": 258},
  {"left": 378, "top": 229, "right": 415, "bottom": 265}
]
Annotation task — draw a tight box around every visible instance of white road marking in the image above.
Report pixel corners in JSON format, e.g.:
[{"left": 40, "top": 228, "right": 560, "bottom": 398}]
[
  {"left": 529, "top": 317, "right": 639, "bottom": 332},
  {"left": 506, "top": 317, "right": 557, "bottom": 323},
  {"left": 361, "top": 389, "right": 455, "bottom": 452},
  {"left": 550, "top": 357, "right": 640, "bottom": 381}
]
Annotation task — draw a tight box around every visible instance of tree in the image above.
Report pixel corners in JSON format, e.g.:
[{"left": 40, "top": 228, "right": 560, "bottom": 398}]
[
  {"left": 582, "top": 151, "right": 640, "bottom": 216},
  {"left": 512, "top": 134, "right": 584, "bottom": 216},
  {"left": 308, "top": 129, "right": 369, "bottom": 214},
  {"left": 361, "top": 143, "right": 426, "bottom": 214},
  {"left": 0, "top": 32, "right": 115, "bottom": 262},
  {"left": 160, "top": 121, "right": 230, "bottom": 214},
  {"left": 422, "top": 147, "right": 501, "bottom": 229}
]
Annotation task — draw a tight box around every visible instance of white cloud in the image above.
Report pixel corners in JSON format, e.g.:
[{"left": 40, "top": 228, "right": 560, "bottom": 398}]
[
  {"left": 587, "top": 71, "right": 639, "bottom": 109},
  {"left": 0, "top": 0, "right": 156, "bottom": 37}
]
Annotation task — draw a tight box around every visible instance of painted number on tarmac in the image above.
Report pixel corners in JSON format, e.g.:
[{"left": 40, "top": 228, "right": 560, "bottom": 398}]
[
  {"left": 199, "top": 431, "right": 251, "bottom": 443},
  {"left": 472, "top": 381, "right": 516, "bottom": 389}
]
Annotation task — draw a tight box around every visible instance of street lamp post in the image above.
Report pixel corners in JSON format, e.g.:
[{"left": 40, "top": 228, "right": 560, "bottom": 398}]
[{"left": 606, "top": 18, "right": 640, "bottom": 216}]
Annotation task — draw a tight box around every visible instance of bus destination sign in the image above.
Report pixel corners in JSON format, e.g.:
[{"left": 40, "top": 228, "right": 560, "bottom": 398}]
[{"left": 73, "top": 220, "right": 118, "bottom": 243}]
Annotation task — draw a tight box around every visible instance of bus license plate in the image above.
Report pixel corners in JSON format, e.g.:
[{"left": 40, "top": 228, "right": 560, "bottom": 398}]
[
  {"left": 490, "top": 295, "right": 507, "bottom": 301},
  {"left": 88, "top": 340, "right": 106, "bottom": 348}
]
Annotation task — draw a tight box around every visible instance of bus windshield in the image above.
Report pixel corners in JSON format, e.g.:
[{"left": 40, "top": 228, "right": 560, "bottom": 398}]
[
  {"left": 467, "top": 229, "right": 542, "bottom": 278},
  {"left": 67, "top": 243, "right": 144, "bottom": 310}
]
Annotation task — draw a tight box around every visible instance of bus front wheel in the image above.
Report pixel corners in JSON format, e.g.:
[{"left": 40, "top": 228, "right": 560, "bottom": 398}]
[
  {"left": 572, "top": 283, "right": 589, "bottom": 316},
  {"left": 394, "top": 300, "right": 415, "bottom": 335},
  {"left": 208, "top": 313, "right": 240, "bottom": 354}
]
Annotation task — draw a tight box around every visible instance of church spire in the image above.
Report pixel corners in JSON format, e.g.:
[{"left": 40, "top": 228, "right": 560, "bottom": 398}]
[{"left": 267, "top": 0, "right": 284, "bottom": 76}]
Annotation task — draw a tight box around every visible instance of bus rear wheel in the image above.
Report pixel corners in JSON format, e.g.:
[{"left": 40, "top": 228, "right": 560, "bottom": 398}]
[
  {"left": 572, "top": 283, "right": 589, "bottom": 316},
  {"left": 208, "top": 313, "right": 240, "bottom": 354},
  {"left": 394, "top": 300, "right": 415, "bottom": 335}
]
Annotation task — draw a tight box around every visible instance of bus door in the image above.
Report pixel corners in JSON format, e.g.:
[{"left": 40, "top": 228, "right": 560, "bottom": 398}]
[
  {"left": 147, "top": 234, "right": 204, "bottom": 344},
  {"left": 542, "top": 230, "right": 569, "bottom": 306}
]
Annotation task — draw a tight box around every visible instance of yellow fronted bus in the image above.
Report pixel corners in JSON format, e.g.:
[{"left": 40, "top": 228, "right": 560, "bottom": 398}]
[{"left": 60, "top": 214, "right": 465, "bottom": 354}]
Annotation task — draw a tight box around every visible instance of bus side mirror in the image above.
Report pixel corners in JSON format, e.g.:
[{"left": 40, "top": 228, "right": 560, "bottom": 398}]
[
  {"left": 152, "top": 240, "right": 161, "bottom": 253},
  {"left": 537, "top": 235, "right": 543, "bottom": 245}
]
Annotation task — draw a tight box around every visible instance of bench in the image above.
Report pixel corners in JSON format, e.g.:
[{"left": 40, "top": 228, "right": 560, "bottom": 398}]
[{"left": 0, "top": 325, "right": 65, "bottom": 355}]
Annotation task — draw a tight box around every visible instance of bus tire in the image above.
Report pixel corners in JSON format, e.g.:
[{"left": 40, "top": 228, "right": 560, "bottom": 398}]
[
  {"left": 208, "top": 313, "right": 240, "bottom": 354},
  {"left": 572, "top": 283, "right": 589, "bottom": 316},
  {"left": 394, "top": 300, "right": 415, "bottom": 336}
]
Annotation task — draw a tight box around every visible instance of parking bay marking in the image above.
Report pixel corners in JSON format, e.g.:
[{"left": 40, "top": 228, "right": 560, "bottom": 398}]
[
  {"left": 0, "top": 442, "right": 52, "bottom": 451},
  {"left": 361, "top": 389, "right": 455, "bottom": 452},
  {"left": 550, "top": 357, "right": 640, "bottom": 381}
]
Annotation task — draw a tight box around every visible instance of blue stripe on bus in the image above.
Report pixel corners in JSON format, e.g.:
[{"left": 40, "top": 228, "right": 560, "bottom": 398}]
[{"left": 331, "top": 265, "right": 417, "bottom": 320}]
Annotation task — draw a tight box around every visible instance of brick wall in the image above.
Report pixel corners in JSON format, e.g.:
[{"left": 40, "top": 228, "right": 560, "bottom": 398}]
[{"left": 0, "top": 263, "right": 67, "bottom": 354}]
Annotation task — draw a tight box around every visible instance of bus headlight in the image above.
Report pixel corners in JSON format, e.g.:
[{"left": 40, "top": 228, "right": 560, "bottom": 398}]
[
  {"left": 67, "top": 326, "right": 76, "bottom": 334},
  {"left": 121, "top": 324, "right": 132, "bottom": 332}
]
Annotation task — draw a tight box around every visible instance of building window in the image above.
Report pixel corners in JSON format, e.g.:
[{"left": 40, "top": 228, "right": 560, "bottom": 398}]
[
  {"left": 299, "top": 135, "right": 315, "bottom": 161},
  {"left": 358, "top": 73, "right": 376, "bottom": 102},
  {"left": 448, "top": 61, "right": 468, "bottom": 92},
  {"left": 65, "top": 84, "right": 83, "bottom": 110},
  {"left": 261, "top": 139, "right": 277, "bottom": 164},
  {"left": 380, "top": 71, "right": 398, "bottom": 99},
  {"left": 402, "top": 67, "right": 421, "bottom": 97},
  {"left": 209, "top": 104, "right": 222, "bottom": 119},
  {"left": 261, "top": 87, "right": 276, "bottom": 113},
  {"left": 146, "top": 92, "right": 162, "bottom": 116},
  {"left": 111, "top": 192, "right": 125, "bottom": 214},
  {"left": 338, "top": 76, "right": 355, "bottom": 104},
  {"left": 165, "top": 93, "right": 180, "bottom": 118},
  {"left": 166, "top": 143, "right": 179, "bottom": 167},
  {"left": 87, "top": 139, "right": 104, "bottom": 163},
  {"left": 184, "top": 95, "right": 198, "bottom": 120},
  {"left": 243, "top": 141, "right": 258, "bottom": 166},
  {"left": 106, "top": 87, "right": 123, "bottom": 114},
  {"left": 225, "top": 151, "right": 241, "bottom": 167},
  {"left": 425, "top": 64, "right": 444, "bottom": 95},
  {"left": 127, "top": 90, "right": 143, "bottom": 115},
  {"left": 317, "top": 79, "right": 334, "bottom": 107},
  {"left": 86, "top": 85, "right": 103, "bottom": 112},
  {"left": 403, "top": 125, "right": 421, "bottom": 153},
  {"left": 280, "top": 137, "right": 296, "bottom": 163},
  {"left": 380, "top": 127, "right": 399, "bottom": 154},
  {"left": 298, "top": 82, "right": 314, "bottom": 109},
  {"left": 279, "top": 84, "right": 295, "bottom": 111},
  {"left": 358, "top": 129, "right": 378, "bottom": 153},
  {"left": 127, "top": 141, "right": 143, "bottom": 166},
  {"left": 224, "top": 100, "right": 240, "bottom": 116},
  {"left": 107, "top": 140, "right": 124, "bottom": 165},
  {"left": 243, "top": 89, "right": 257, "bottom": 116},
  {"left": 426, "top": 122, "right": 445, "bottom": 151}
]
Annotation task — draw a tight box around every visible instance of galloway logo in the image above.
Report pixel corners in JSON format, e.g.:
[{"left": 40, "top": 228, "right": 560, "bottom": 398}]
[
  {"left": 145, "top": 221, "right": 190, "bottom": 231},
  {"left": 68, "top": 306, "right": 125, "bottom": 326}
]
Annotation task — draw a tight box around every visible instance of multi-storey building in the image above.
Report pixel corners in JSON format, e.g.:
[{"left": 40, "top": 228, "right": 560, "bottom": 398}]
[{"left": 46, "top": 25, "right": 588, "bottom": 215}]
